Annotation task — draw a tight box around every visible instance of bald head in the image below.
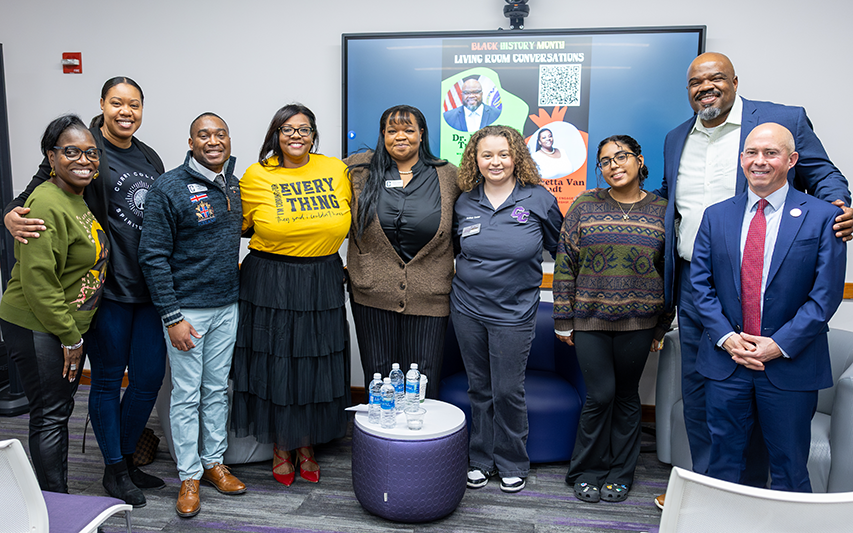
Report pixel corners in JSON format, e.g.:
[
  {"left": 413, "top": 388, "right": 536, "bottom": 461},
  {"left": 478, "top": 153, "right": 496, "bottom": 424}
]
[
  {"left": 741, "top": 122, "right": 799, "bottom": 197},
  {"left": 462, "top": 78, "right": 484, "bottom": 111},
  {"left": 687, "top": 52, "right": 739, "bottom": 128}
]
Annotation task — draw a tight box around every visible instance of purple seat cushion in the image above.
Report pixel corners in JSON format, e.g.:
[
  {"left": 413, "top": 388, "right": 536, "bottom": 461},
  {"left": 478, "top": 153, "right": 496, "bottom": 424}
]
[
  {"left": 440, "top": 369, "right": 583, "bottom": 463},
  {"left": 352, "top": 424, "right": 467, "bottom": 522},
  {"left": 42, "top": 491, "right": 127, "bottom": 533}
]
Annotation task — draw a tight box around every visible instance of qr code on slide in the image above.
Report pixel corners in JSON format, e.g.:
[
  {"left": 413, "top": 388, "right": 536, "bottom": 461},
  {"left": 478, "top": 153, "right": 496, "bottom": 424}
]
[{"left": 538, "top": 64, "right": 582, "bottom": 107}]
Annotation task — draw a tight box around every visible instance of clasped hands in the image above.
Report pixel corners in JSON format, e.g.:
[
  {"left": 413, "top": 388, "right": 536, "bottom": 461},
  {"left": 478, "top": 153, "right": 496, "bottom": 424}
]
[{"left": 722, "top": 332, "right": 782, "bottom": 371}]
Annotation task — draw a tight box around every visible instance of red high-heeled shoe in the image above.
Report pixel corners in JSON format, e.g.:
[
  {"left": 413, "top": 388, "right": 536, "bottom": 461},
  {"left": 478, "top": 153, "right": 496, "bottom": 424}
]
[
  {"left": 273, "top": 446, "right": 295, "bottom": 486},
  {"left": 297, "top": 447, "right": 320, "bottom": 483}
]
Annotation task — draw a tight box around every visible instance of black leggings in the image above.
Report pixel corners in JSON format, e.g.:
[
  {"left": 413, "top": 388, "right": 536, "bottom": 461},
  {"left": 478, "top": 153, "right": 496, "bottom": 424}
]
[
  {"left": 566, "top": 328, "right": 654, "bottom": 487},
  {"left": 1, "top": 319, "right": 84, "bottom": 493}
]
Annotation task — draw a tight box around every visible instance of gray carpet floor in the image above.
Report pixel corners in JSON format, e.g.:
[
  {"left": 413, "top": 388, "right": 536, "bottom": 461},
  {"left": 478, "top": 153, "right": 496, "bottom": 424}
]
[{"left": 1, "top": 385, "right": 671, "bottom": 532}]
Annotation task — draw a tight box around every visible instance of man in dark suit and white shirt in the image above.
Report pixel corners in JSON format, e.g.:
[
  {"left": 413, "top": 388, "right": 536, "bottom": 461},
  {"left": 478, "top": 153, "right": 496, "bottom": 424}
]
[
  {"left": 443, "top": 78, "right": 501, "bottom": 132},
  {"left": 654, "top": 54, "right": 851, "bottom": 506},
  {"left": 690, "top": 123, "right": 845, "bottom": 491}
]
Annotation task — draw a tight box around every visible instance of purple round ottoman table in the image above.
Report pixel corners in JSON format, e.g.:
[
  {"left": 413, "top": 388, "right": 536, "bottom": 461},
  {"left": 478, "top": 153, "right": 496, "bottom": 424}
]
[{"left": 352, "top": 399, "right": 468, "bottom": 522}]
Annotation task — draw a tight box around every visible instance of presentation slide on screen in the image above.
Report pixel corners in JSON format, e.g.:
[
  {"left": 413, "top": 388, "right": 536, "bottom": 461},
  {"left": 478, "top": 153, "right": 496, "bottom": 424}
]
[{"left": 344, "top": 29, "right": 703, "bottom": 212}]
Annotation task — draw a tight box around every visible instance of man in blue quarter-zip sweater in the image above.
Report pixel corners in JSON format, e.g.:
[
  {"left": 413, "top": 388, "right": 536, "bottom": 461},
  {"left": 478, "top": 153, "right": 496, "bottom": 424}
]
[{"left": 139, "top": 113, "right": 245, "bottom": 519}]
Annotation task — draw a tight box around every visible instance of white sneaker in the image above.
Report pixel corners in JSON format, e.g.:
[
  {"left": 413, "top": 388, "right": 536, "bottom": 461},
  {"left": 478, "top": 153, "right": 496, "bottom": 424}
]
[
  {"left": 500, "top": 476, "right": 526, "bottom": 493},
  {"left": 467, "top": 468, "right": 489, "bottom": 489}
]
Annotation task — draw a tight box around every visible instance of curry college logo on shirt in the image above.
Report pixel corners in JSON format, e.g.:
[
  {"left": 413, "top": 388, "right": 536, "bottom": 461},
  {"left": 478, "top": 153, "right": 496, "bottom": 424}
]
[
  {"left": 114, "top": 171, "right": 155, "bottom": 230},
  {"left": 511, "top": 206, "right": 530, "bottom": 223}
]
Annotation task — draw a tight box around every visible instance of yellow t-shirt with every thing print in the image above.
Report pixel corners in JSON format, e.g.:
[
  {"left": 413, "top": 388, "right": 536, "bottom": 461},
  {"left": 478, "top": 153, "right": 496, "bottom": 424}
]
[{"left": 241, "top": 154, "right": 352, "bottom": 257}]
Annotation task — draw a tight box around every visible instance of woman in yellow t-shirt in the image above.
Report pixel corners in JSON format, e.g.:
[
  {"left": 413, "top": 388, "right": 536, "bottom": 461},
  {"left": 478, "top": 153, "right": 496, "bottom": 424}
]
[{"left": 230, "top": 104, "right": 351, "bottom": 486}]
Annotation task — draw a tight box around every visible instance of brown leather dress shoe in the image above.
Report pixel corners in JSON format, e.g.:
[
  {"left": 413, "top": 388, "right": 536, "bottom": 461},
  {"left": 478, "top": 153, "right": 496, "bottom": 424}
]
[
  {"left": 176, "top": 479, "right": 200, "bottom": 518},
  {"left": 654, "top": 493, "right": 665, "bottom": 510},
  {"left": 202, "top": 463, "right": 246, "bottom": 494}
]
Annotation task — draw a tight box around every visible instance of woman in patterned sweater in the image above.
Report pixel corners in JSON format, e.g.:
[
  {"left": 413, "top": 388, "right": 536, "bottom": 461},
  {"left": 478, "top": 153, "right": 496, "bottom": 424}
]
[{"left": 553, "top": 135, "right": 674, "bottom": 504}]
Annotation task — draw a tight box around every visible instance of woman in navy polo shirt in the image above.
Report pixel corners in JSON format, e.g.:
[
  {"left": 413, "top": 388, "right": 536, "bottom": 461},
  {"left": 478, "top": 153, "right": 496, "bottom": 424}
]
[{"left": 452, "top": 125, "right": 563, "bottom": 493}]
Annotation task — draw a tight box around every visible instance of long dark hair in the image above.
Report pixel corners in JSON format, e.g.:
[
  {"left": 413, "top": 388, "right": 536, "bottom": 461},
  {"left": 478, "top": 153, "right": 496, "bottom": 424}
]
[
  {"left": 350, "top": 105, "right": 446, "bottom": 238},
  {"left": 595, "top": 134, "right": 649, "bottom": 187},
  {"left": 258, "top": 103, "right": 318, "bottom": 167},
  {"left": 42, "top": 114, "right": 88, "bottom": 156},
  {"left": 535, "top": 128, "right": 553, "bottom": 152},
  {"left": 89, "top": 76, "right": 145, "bottom": 129}
]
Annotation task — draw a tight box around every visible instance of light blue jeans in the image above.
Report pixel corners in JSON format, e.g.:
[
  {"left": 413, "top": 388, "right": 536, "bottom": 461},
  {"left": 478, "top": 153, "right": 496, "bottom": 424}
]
[{"left": 166, "top": 303, "right": 238, "bottom": 481}]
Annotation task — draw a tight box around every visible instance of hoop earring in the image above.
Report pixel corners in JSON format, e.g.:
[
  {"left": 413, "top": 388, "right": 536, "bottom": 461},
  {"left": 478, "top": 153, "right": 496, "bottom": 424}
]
[{"left": 49, "top": 168, "right": 56, "bottom": 178}]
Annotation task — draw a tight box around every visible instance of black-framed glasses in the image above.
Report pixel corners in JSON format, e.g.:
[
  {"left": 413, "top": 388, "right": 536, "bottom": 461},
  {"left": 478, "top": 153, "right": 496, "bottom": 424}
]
[
  {"left": 462, "top": 90, "right": 483, "bottom": 96},
  {"left": 279, "top": 126, "right": 314, "bottom": 137},
  {"left": 597, "top": 151, "right": 636, "bottom": 170},
  {"left": 53, "top": 145, "right": 100, "bottom": 161}
]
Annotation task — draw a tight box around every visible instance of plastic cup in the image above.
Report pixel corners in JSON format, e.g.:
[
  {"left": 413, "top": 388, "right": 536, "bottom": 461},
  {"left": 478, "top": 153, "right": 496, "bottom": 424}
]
[
  {"left": 405, "top": 407, "right": 426, "bottom": 430},
  {"left": 419, "top": 375, "right": 428, "bottom": 403}
]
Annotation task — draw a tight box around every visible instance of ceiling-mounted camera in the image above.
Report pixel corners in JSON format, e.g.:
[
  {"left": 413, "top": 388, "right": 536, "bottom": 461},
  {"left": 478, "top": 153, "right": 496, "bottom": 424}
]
[{"left": 503, "top": 0, "right": 530, "bottom": 30}]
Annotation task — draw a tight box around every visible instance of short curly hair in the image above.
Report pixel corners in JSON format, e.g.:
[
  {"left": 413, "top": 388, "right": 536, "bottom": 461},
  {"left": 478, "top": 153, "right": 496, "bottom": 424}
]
[{"left": 457, "top": 125, "right": 541, "bottom": 192}]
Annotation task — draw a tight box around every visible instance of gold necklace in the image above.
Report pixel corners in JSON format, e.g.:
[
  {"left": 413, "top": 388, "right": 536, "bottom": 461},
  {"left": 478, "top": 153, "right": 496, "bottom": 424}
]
[{"left": 609, "top": 189, "right": 642, "bottom": 220}]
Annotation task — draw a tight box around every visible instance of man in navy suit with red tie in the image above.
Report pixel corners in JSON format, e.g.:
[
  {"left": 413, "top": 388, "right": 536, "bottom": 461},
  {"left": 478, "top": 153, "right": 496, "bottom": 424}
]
[
  {"left": 690, "top": 123, "right": 846, "bottom": 491},
  {"left": 654, "top": 55, "right": 851, "bottom": 502}
]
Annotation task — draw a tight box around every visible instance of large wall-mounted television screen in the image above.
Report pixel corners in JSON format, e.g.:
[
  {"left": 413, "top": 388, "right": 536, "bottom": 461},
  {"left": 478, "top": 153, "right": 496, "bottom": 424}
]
[{"left": 343, "top": 26, "right": 705, "bottom": 211}]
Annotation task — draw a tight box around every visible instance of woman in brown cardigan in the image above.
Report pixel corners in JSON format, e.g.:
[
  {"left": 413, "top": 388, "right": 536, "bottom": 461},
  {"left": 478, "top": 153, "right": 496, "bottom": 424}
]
[{"left": 346, "top": 105, "right": 459, "bottom": 396}]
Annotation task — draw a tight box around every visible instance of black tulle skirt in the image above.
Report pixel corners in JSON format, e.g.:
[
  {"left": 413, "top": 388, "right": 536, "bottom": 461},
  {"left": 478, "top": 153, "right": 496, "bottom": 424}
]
[{"left": 230, "top": 250, "right": 351, "bottom": 450}]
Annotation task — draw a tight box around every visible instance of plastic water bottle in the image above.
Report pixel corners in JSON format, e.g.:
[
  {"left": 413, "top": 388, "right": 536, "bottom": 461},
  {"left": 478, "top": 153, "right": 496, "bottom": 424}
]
[
  {"left": 405, "top": 363, "right": 421, "bottom": 413},
  {"left": 390, "top": 363, "right": 405, "bottom": 412},
  {"left": 380, "top": 377, "right": 397, "bottom": 429},
  {"left": 368, "top": 373, "right": 383, "bottom": 425}
]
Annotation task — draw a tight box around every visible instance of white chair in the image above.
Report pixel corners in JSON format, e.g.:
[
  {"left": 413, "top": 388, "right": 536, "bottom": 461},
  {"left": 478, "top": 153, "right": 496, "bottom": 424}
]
[
  {"left": 658, "top": 466, "right": 853, "bottom": 532},
  {"left": 0, "top": 439, "right": 132, "bottom": 533},
  {"left": 655, "top": 327, "right": 853, "bottom": 492}
]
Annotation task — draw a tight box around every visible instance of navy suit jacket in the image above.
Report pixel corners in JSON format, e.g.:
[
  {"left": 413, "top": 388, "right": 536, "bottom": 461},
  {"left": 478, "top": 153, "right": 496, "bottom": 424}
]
[
  {"left": 657, "top": 97, "right": 850, "bottom": 307},
  {"left": 690, "top": 187, "right": 845, "bottom": 392},
  {"left": 443, "top": 104, "right": 501, "bottom": 132}
]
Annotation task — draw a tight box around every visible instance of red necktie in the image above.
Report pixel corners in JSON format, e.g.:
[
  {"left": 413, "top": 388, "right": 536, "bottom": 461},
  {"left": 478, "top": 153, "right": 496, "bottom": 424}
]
[{"left": 741, "top": 198, "right": 769, "bottom": 336}]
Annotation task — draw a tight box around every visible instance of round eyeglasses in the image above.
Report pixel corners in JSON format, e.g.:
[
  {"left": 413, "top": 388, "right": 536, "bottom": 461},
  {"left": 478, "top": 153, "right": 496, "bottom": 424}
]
[
  {"left": 597, "top": 151, "right": 636, "bottom": 170},
  {"left": 53, "top": 146, "right": 100, "bottom": 161}
]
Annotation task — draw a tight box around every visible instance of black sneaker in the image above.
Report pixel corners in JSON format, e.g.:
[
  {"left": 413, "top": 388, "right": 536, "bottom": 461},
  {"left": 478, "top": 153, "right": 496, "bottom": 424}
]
[
  {"left": 467, "top": 468, "right": 490, "bottom": 489},
  {"left": 500, "top": 476, "right": 526, "bottom": 493}
]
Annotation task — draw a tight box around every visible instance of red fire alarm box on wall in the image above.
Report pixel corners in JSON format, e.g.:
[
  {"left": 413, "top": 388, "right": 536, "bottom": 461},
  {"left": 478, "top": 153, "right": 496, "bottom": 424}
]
[{"left": 62, "top": 52, "right": 82, "bottom": 74}]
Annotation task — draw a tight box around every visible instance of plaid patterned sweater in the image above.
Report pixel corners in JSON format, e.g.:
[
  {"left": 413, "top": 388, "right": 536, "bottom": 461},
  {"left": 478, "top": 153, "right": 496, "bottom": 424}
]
[{"left": 552, "top": 189, "right": 674, "bottom": 340}]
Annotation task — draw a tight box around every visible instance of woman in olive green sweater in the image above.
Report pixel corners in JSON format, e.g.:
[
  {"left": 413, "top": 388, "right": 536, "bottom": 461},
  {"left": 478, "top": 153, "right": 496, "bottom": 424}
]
[{"left": 0, "top": 114, "right": 108, "bottom": 493}]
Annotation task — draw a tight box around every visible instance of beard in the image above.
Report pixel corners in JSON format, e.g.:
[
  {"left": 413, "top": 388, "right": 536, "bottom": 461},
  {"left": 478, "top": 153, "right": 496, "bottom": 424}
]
[
  {"left": 698, "top": 106, "right": 721, "bottom": 122},
  {"left": 464, "top": 101, "right": 481, "bottom": 112}
]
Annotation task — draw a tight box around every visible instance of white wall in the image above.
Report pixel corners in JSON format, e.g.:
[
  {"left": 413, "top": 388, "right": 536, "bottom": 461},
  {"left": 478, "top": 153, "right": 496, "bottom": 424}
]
[{"left": 2, "top": 0, "right": 851, "bottom": 392}]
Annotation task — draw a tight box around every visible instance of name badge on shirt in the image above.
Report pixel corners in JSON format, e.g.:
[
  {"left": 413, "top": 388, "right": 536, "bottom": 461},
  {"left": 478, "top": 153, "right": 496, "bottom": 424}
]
[
  {"left": 461, "top": 224, "right": 481, "bottom": 237},
  {"left": 187, "top": 183, "right": 208, "bottom": 193},
  {"left": 385, "top": 179, "right": 404, "bottom": 188}
]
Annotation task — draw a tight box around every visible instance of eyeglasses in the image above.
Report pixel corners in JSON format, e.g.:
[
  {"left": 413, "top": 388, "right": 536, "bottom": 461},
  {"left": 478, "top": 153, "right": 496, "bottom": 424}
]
[
  {"left": 462, "top": 90, "right": 483, "bottom": 96},
  {"left": 53, "top": 146, "right": 100, "bottom": 161},
  {"left": 279, "top": 126, "right": 314, "bottom": 137},
  {"left": 597, "top": 151, "right": 636, "bottom": 170}
]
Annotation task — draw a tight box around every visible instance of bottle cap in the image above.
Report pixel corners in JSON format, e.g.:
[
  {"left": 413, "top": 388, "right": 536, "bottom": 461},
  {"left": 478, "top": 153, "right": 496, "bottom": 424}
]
[
  {"left": 392, "top": 363, "right": 400, "bottom": 369},
  {"left": 384, "top": 377, "right": 391, "bottom": 383},
  {"left": 410, "top": 363, "right": 418, "bottom": 369},
  {"left": 373, "top": 373, "right": 382, "bottom": 380}
]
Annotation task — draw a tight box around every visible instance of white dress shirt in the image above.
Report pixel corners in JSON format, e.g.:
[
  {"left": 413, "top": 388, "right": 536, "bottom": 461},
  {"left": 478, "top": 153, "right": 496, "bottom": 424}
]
[
  {"left": 188, "top": 155, "right": 221, "bottom": 183},
  {"left": 676, "top": 95, "right": 744, "bottom": 261},
  {"left": 464, "top": 105, "right": 484, "bottom": 132}
]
